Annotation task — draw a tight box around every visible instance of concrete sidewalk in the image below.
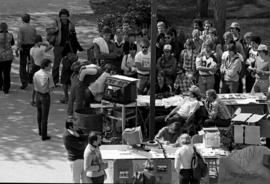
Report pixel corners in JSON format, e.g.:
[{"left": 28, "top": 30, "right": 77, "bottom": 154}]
[{"left": 0, "top": 66, "right": 72, "bottom": 183}]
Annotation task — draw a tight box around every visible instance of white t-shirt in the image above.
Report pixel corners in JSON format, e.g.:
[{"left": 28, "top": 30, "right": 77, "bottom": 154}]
[
  {"left": 176, "top": 97, "right": 199, "bottom": 118},
  {"left": 30, "top": 45, "right": 47, "bottom": 66},
  {"left": 135, "top": 51, "right": 151, "bottom": 75}
]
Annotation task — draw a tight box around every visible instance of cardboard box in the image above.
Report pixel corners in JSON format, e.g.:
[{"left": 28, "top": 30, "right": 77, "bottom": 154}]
[
  {"left": 234, "top": 125, "right": 260, "bottom": 145},
  {"left": 202, "top": 127, "right": 220, "bottom": 148}
]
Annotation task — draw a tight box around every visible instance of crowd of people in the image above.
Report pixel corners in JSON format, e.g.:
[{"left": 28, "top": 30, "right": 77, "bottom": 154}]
[{"left": 1, "top": 7, "right": 270, "bottom": 184}]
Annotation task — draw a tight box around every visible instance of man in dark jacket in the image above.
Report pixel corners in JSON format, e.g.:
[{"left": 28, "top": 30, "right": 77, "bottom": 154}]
[
  {"left": 48, "top": 8, "right": 83, "bottom": 85},
  {"left": 63, "top": 120, "right": 88, "bottom": 183}
]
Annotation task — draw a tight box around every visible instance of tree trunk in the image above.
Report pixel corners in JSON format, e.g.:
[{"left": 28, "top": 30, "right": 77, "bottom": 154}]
[
  {"left": 197, "top": 0, "right": 209, "bottom": 18},
  {"left": 213, "top": 0, "right": 226, "bottom": 44}
]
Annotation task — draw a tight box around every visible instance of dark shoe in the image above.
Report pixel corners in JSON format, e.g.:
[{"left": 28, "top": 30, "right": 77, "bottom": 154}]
[
  {"left": 30, "top": 101, "right": 36, "bottom": 107},
  {"left": 42, "top": 136, "right": 51, "bottom": 141},
  {"left": 20, "top": 85, "right": 27, "bottom": 90},
  {"left": 59, "top": 98, "right": 68, "bottom": 104}
]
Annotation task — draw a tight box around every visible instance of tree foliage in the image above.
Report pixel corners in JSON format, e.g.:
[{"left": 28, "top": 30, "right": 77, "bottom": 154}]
[{"left": 89, "top": 0, "right": 153, "bottom": 33}]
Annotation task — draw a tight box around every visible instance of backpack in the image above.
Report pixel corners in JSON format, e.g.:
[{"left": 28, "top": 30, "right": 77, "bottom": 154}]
[{"left": 191, "top": 146, "right": 208, "bottom": 180}]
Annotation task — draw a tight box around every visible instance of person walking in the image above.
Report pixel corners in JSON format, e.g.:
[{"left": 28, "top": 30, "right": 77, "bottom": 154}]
[
  {"left": 48, "top": 8, "right": 83, "bottom": 85},
  {"left": 0, "top": 22, "right": 15, "bottom": 94},
  {"left": 16, "top": 13, "right": 37, "bottom": 90},
  {"left": 84, "top": 131, "right": 108, "bottom": 184},
  {"left": 33, "top": 59, "right": 54, "bottom": 141}
]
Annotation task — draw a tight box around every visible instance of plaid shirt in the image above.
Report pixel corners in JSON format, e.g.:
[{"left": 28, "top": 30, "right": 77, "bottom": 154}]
[
  {"left": 180, "top": 49, "right": 197, "bottom": 72},
  {"left": 206, "top": 98, "right": 231, "bottom": 120},
  {"left": 174, "top": 74, "right": 194, "bottom": 94}
]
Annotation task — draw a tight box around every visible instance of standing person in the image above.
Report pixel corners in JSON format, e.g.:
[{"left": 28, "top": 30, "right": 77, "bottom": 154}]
[
  {"left": 249, "top": 44, "right": 270, "bottom": 93},
  {"left": 0, "top": 22, "right": 14, "bottom": 94},
  {"left": 16, "top": 13, "right": 37, "bottom": 90},
  {"left": 156, "top": 44, "right": 177, "bottom": 87},
  {"left": 93, "top": 26, "right": 121, "bottom": 71},
  {"left": 174, "top": 134, "right": 199, "bottom": 184},
  {"left": 135, "top": 38, "right": 151, "bottom": 94},
  {"left": 59, "top": 53, "right": 78, "bottom": 104},
  {"left": 29, "top": 35, "right": 53, "bottom": 106},
  {"left": 121, "top": 43, "right": 137, "bottom": 77},
  {"left": 49, "top": 8, "right": 83, "bottom": 85},
  {"left": 63, "top": 120, "right": 88, "bottom": 183},
  {"left": 195, "top": 40, "right": 217, "bottom": 95},
  {"left": 84, "top": 131, "right": 108, "bottom": 184},
  {"left": 33, "top": 59, "right": 54, "bottom": 141},
  {"left": 246, "top": 35, "right": 261, "bottom": 92},
  {"left": 220, "top": 41, "right": 242, "bottom": 93},
  {"left": 156, "top": 33, "right": 165, "bottom": 61}
]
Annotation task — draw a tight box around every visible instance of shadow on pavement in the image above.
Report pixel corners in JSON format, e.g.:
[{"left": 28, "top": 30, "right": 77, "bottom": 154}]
[{"left": 0, "top": 75, "right": 69, "bottom": 169}]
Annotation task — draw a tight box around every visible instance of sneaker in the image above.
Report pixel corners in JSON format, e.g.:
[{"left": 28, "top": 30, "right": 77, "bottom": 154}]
[{"left": 42, "top": 136, "right": 51, "bottom": 141}]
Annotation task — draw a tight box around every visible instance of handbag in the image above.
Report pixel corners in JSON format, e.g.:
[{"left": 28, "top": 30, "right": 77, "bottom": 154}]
[{"left": 191, "top": 146, "right": 208, "bottom": 180}]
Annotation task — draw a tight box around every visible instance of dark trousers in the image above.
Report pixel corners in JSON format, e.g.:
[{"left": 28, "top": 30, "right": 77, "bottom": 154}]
[
  {"left": 20, "top": 44, "right": 34, "bottom": 86},
  {"left": 155, "top": 114, "right": 186, "bottom": 134},
  {"left": 204, "top": 118, "right": 231, "bottom": 127},
  {"left": 87, "top": 175, "right": 104, "bottom": 184},
  {"left": 52, "top": 46, "right": 64, "bottom": 84},
  {"left": 75, "top": 81, "right": 89, "bottom": 111},
  {"left": 179, "top": 169, "right": 199, "bottom": 184},
  {"left": 36, "top": 92, "right": 50, "bottom": 139},
  {"left": 0, "top": 60, "right": 12, "bottom": 93}
]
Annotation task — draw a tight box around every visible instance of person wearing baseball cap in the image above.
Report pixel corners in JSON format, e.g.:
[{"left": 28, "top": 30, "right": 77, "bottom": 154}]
[
  {"left": 250, "top": 44, "right": 270, "bottom": 93},
  {"left": 229, "top": 22, "right": 241, "bottom": 42},
  {"left": 156, "top": 44, "right": 177, "bottom": 88}
]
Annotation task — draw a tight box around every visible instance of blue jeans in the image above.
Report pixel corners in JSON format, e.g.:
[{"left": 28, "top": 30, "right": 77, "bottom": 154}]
[
  {"left": 198, "top": 75, "right": 215, "bottom": 95},
  {"left": 221, "top": 81, "right": 239, "bottom": 93},
  {"left": 36, "top": 92, "right": 50, "bottom": 139},
  {"left": 252, "top": 79, "right": 269, "bottom": 93},
  {"left": 137, "top": 74, "right": 150, "bottom": 95}
]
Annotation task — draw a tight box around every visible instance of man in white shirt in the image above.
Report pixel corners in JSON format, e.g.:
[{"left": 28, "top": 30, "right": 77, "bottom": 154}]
[
  {"left": 33, "top": 59, "right": 54, "bottom": 141},
  {"left": 174, "top": 134, "right": 199, "bottom": 184},
  {"left": 135, "top": 38, "right": 151, "bottom": 94},
  {"left": 155, "top": 85, "right": 201, "bottom": 133}
]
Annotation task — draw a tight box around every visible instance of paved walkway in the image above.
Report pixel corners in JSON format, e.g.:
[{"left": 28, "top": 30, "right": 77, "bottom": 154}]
[{"left": 0, "top": 62, "right": 73, "bottom": 182}]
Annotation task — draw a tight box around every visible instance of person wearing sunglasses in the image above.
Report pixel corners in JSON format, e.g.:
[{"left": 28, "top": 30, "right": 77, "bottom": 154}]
[{"left": 135, "top": 38, "right": 151, "bottom": 94}]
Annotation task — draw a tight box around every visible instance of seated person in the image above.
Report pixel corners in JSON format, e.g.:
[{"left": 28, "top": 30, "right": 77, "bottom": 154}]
[
  {"left": 148, "top": 70, "right": 172, "bottom": 99},
  {"left": 154, "top": 122, "right": 182, "bottom": 145},
  {"left": 204, "top": 89, "right": 232, "bottom": 127},
  {"left": 155, "top": 85, "right": 201, "bottom": 132}
]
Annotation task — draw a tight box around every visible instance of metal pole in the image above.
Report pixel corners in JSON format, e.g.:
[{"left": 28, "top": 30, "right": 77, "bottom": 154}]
[{"left": 149, "top": 0, "right": 157, "bottom": 140}]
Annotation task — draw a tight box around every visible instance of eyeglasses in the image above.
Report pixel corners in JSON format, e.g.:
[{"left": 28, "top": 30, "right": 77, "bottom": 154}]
[
  {"left": 141, "top": 46, "right": 148, "bottom": 49},
  {"left": 165, "top": 37, "right": 171, "bottom": 39}
]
